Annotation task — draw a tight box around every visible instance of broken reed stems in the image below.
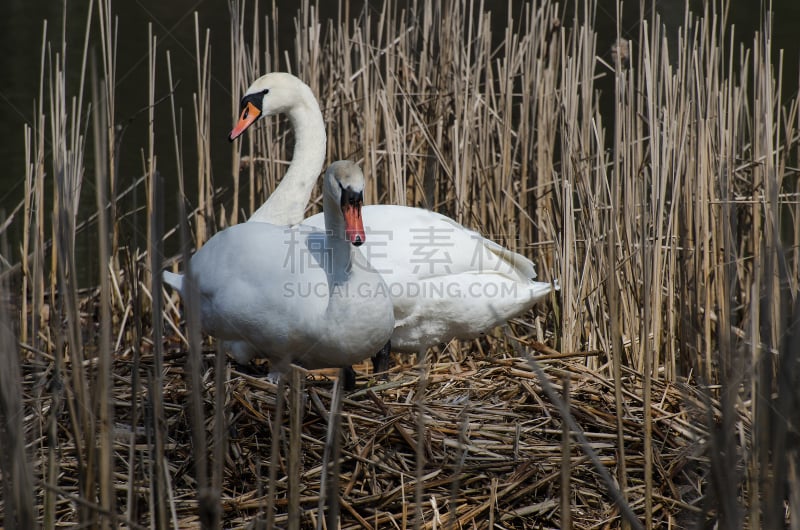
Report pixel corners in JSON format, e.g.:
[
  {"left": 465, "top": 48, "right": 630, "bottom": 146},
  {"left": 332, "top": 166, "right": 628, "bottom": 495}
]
[{"left": 521, "top": 350, "right": 644, "bottom": 530}]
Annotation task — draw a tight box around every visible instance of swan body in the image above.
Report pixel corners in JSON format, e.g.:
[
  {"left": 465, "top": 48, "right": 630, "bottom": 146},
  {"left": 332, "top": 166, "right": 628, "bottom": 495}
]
[
  {"left": 164, "top": 161, "right": 394, "bottom": 375},
  {"left": 229, "top": 72, "right": 555, "bottom": 354},
  {"left": 304, "top": 206, "right": 552, "bottom": 352}
]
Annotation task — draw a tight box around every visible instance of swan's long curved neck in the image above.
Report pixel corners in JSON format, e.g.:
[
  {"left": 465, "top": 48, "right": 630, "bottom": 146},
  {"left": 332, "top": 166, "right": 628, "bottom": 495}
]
[
  {"left": 322, "top": 191, "right": 351, "bottom": 287},
  {"left": 248, "top": 100, "right": 326, "bottom": 225}
]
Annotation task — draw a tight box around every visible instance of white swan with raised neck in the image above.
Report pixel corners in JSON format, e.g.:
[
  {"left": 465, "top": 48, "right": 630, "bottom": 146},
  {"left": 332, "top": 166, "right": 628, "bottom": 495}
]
[
  {"left": 230, "top": 72, "right": 555, "bottom": 354},
  {"left": 230, "top": 72, "right": 326, "bottom": 226}
]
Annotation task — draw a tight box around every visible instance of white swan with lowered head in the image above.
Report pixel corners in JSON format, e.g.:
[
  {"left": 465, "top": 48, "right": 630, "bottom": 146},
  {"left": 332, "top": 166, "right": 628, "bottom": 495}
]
[
  {"left": 229, "top": 72, "right": 555, "bottom": 356},
  {"left": 163, "top": 161, "right": 394, "bottom": 377}
]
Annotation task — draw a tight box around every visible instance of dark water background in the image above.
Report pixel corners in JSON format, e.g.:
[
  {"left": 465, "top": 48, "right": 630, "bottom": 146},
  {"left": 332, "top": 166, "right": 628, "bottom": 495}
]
[{"left": 0, "top": 0, "right": 798, "bottom": 274}]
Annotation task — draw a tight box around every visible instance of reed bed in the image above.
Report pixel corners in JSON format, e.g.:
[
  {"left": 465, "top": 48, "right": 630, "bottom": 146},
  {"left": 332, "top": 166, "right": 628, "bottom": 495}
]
[
  {"left": 13, "top": 327, "right": 712, "bottom": 529},
  {"left": 1, "top": 0, "right": 799, "bottom": 528}
]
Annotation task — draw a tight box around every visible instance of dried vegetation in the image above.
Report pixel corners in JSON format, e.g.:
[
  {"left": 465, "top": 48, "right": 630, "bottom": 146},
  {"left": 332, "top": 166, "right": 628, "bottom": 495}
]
[{"left": 1, "top": 0, "right": 799, "bottom": 528}]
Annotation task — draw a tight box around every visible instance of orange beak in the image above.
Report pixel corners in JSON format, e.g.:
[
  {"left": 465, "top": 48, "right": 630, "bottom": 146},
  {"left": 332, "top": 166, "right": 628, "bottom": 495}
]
[
  {"left": 229, "top": 102, "right": 261, "bottom": 141},
  {"left": 343, "top": 203, "right": 366, "bottom": 246}
]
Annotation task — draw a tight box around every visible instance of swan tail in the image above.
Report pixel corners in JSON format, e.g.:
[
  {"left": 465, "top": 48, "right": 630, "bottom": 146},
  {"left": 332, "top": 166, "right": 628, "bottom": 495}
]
[
  {"left": 162, "top": 271, "right": 184, "bottom": 293},
  {"left": 528, "top": 280, "right": 555, "bottom": 302},
  {"left": 481, "top": 238, "right": 538, "bottom": 280}
]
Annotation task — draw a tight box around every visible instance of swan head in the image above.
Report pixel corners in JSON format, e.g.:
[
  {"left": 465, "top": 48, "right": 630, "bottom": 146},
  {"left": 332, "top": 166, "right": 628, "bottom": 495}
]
[
  {"left": 324, "top": 161, "right": 367, "bottom": 246},
  {"left": 229, "top": 72, "right": 314, "bottom": 141}
]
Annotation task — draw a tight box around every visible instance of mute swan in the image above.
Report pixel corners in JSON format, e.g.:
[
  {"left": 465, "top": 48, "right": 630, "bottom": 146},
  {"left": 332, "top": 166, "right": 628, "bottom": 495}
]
[
  {"left": 230, "top": 72, "right": 555, "bottom": 356},
  {"left": 230, "top": 72, "right": 326, "bottom": 226},
  {"left": 163, "top": 161, "right": 394, "bottom": 379}
]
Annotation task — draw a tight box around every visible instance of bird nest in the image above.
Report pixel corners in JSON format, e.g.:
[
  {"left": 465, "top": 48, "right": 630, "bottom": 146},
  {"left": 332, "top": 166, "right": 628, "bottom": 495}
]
[{"left": 17, "top": 327, "right": 714, "bottom": 528}]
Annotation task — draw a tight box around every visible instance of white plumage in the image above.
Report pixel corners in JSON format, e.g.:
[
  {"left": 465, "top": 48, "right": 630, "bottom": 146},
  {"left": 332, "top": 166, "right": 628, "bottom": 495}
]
[
  {"left": 229, "top": 72, "right": 555, "bottom": 354},
  {"left": 163, "top": 161, "right": 394, "bottom": 375}
]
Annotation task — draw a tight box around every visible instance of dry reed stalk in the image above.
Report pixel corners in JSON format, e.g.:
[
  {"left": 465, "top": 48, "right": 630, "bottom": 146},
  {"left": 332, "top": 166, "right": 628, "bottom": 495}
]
[
  {"left": 228, "top": 1, "right": 244, "bottom": 224},
  {"left": 123, "top": 258, "right": 143, "bottom": 525},
  {"left": 321, "top": 371, "right": 346, "bottom": 529},
  {"left": 145, "top": 25, "right": 157, "bottom": 291},
  {"left": 166, "top": 51, "right": 186, "bottom": 200},
  {"left": 21, "top": 125, "right": 32, "bottom": 346},
  {"left": 210, "top": 341, "right": 227, "bottom": 529},
  {"left": 288, "top": 366, "right": 305, "bottom": 530},
  {"left": 96, "top": 0, "right": 118, "bottom": 262},
  {"left": 194, "top": 14, "right": 214, "bottom": 243},
  {"left": 636, "top": 15, "right": 656, "bottom": 530},
  {"left": 414, "top": 362, "right": 429, "bottom": 530},
  {"left": 560, "top": 374, "right": 571, "bottom": 529},
  {"left": 267, "top": 375, "right": 286, "bottom": 530},
  {"left": 142, "top": 25, "right": 171, "bottom": 530},
  {"left": 608, "top": 5, "right": 630, "bottom": 519},
  {"left": 91, "top": 48, "right": 114, "bottom": 530},
  {"left": 181, "top": 186, "right": 211, "bottom": 529}
]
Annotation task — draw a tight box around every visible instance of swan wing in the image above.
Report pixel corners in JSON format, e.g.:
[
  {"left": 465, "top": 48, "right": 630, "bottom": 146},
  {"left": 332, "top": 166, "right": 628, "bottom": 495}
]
[{"left": 304, "top": 204, "right": 539, "bottom": 283}]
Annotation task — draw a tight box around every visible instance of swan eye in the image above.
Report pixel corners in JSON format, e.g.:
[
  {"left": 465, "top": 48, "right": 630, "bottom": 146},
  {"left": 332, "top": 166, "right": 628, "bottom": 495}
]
[
  {"left": 338, "top": 183, "right": 363, "bottom": 209},
  {"left": 262, "top": 88, "right": 270, "bottom": 95}
]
